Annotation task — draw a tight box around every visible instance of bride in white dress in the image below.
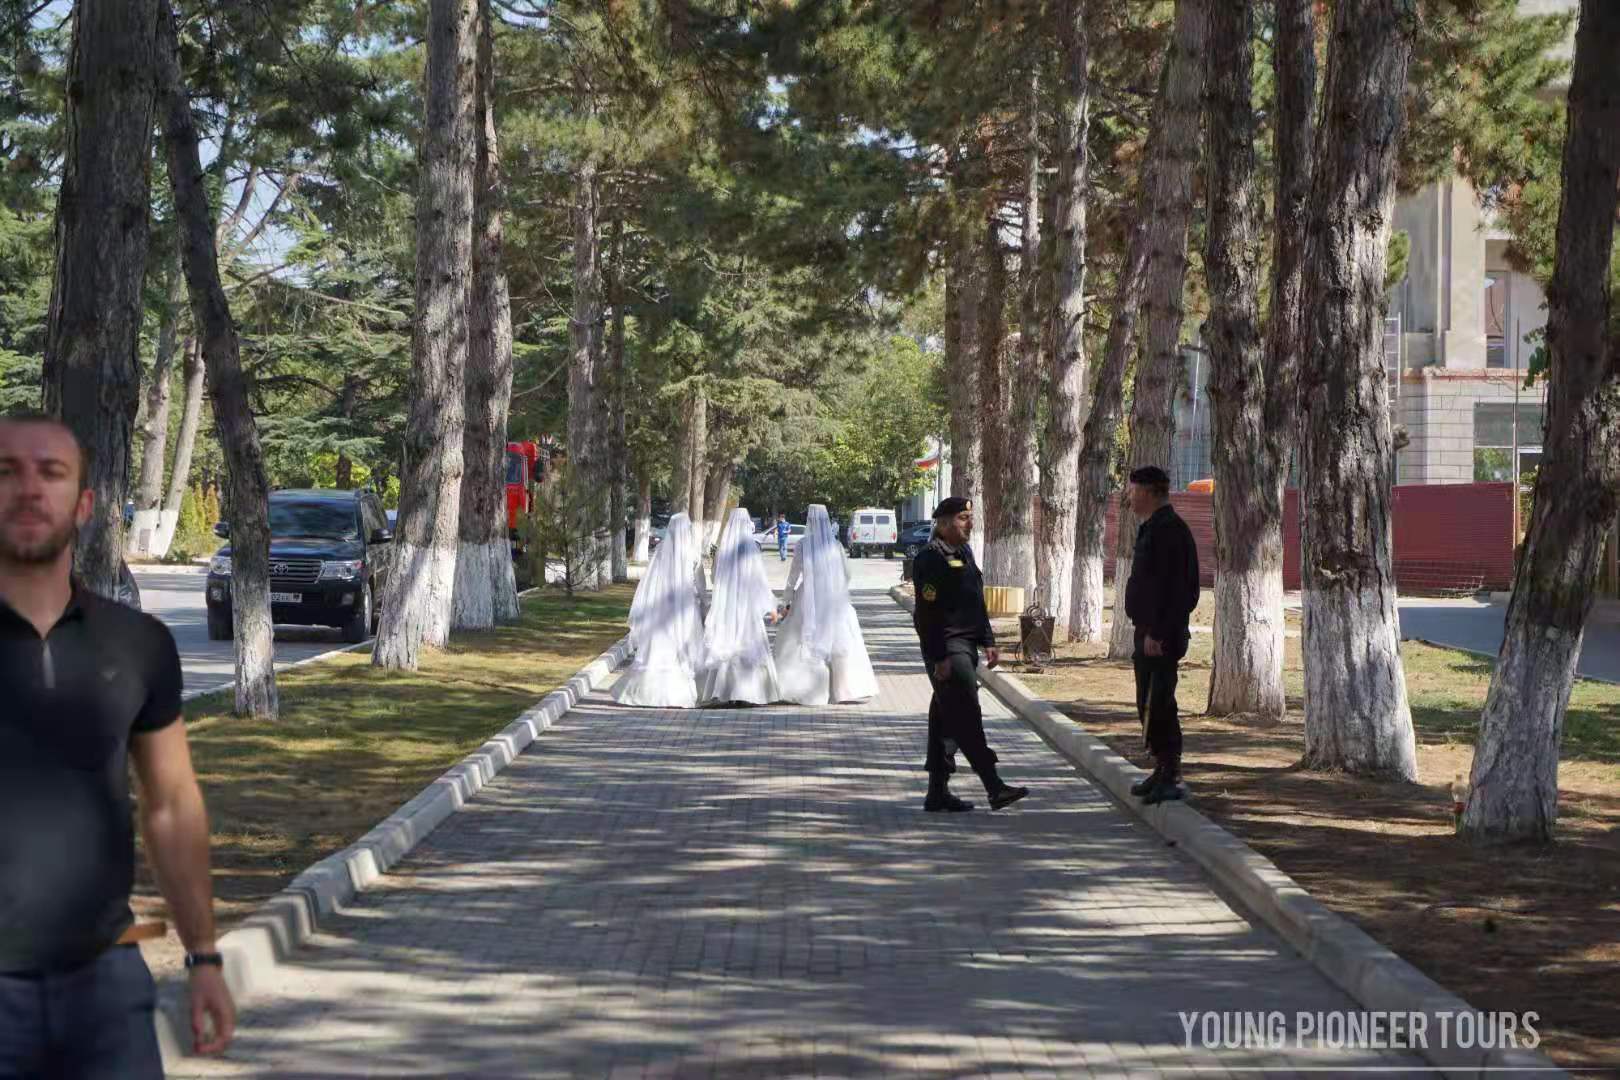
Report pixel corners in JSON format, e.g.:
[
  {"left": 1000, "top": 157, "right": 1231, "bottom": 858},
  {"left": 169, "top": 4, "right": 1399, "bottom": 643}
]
[
  {"left": 611, "top": 512, "right": 706, "bottom": 708},
  {"left": 774, "top": 504, "right": 877, "bottom": 705},
  {"left": 699, "top": 507, "right": 782, "bottom": 706}
]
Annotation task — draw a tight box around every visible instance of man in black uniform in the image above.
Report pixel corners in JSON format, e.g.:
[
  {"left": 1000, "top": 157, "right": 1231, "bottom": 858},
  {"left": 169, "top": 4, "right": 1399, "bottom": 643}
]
[
  {"left": 0, "top": 413, "right": 235, "bottom": 1077},
  {"left": 1122, "top": 466, "right": 1201, "bottom": 805},
  {"left": 911, "top": 496, "right": 1029, "bottom": 813}
]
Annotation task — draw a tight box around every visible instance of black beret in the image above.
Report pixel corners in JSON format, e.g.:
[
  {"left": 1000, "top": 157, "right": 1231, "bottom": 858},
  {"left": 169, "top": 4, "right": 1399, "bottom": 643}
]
[{"left": 932, "top": 496, "right": 973, "bottom": 519}]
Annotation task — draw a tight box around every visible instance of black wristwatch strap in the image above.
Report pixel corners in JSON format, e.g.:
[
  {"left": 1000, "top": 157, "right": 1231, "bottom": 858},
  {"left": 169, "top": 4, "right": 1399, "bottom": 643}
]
[{"left": 184, "top": 951, "right": 224, "bottom": 970}]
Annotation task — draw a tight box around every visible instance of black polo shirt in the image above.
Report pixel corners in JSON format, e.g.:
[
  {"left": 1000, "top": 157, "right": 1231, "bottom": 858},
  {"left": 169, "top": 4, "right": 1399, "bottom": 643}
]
[{"left": 0, "top": 583, "right": 182, "bottom": 974}]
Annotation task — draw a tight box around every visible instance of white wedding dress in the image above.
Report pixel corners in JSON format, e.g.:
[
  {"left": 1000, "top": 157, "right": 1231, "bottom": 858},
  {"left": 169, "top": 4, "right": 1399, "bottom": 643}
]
[
  {"left": 699, "top": 508, "right": 782, "bottom": 706},
  {"left": 611, "top": 512, "right": 706, "bottom": 708},
  {"left": 774, "top": 504, "right": 877, "bottom": 705}
]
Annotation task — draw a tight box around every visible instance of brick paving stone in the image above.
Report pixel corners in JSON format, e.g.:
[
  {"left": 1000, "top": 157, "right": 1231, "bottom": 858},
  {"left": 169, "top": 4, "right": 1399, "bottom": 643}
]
[{"left": 169, "top": 590, "right": 1429, "bottom": 1078}]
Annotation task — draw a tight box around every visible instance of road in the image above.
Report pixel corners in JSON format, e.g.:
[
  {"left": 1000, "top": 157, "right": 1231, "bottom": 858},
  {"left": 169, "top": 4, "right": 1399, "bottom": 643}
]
[
  {"left": 133, "top": 567, "right": 361, "bottom": 700},
  {"left": 1397, "top": 597, "right": 1620, "bottom": 683}
]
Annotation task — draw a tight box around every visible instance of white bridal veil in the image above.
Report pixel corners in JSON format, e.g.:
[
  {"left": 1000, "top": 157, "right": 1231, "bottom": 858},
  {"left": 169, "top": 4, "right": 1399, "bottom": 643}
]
[
  {"left": 699, "top": 507, "right": 781, "bottom": 705},
  {"left": 775, "top": 504, "right": 876, "bottom": 705},
  {"left": 612, "top": 511, "right": 705, "bottom": 707}
]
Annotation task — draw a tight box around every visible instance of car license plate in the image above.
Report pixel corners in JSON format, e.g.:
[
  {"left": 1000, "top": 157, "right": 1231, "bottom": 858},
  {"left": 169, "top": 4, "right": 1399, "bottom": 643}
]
[{"left": 271, "top": 592, "right": 301, "bottom": 604}]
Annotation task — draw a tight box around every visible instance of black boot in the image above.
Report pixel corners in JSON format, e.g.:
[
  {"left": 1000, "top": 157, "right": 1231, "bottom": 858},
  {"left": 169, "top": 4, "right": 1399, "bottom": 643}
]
[
  {"left": 1130, "top": 763, "right": 1163, "bottom": 798},
  {"left": 924, "top": 774, "right": 973, "bottom": 813},
  {"left": 978, "top": 766, "right": 1029, "bottom": 811},
  {"left": 1143, "top": 766, "right": 1186, "bottom": 806}
]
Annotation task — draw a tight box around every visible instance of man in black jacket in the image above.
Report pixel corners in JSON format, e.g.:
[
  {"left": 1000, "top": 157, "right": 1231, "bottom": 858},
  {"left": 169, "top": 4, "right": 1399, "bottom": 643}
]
[
  {"left": 911, "top": 496, "right": 1029, "bottom": 813},
  {"left": 1122, "top": 466, "right": 1201, "bottom": 804}
]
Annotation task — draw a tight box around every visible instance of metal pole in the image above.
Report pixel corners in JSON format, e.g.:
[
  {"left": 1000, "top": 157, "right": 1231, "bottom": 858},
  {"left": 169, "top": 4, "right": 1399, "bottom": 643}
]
[{"left": 1512, "top": 317, "right": 1521, "bottom": 546}]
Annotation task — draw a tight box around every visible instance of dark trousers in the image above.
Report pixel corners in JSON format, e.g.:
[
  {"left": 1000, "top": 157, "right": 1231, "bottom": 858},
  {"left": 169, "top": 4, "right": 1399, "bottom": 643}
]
[
  {"left": 924, "top": 645, "right": 999, "bottom": 782},
  {"left": 1133, "top": 628, "right": 1186, "bottom": 773},
  {"left": 0, "top": 945, "right": 162, "bottom": 1080}
]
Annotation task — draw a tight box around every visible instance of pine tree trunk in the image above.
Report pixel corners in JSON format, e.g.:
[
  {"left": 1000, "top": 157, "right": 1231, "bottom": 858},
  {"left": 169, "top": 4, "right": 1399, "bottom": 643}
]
[
  {"left": 1106, "top": 0, "right": 1208, "bottom": 660},
  {"left": 633, "top": 472, "right": 652, "bottom": 563},
  {"left": 1462, "top": 0, "right": 1619, "bottom": 843},
  {"left": 566, "top": 151, "right": 608, "bottom": 591},
  {"left": 688, "top": 390, "right": 709, "bottom": 554},
  {"left": 1040, "top": 0, "right": 1091, "bottom": 627},
  {"left": 374, "top": 0, "right": 476, "bottom": 671},
  {"left": 607, "top": 215, "right": 629, "bottom": 584},
  {"left": 1297, "top": 0, "right": 1418, "bottom": 778},
  {"left": 945, "top": 218, "right": 983, "bottom": 504},
  {"left": 1205, "top": 0, "right": 1315, "bottom": 719},
  {"left": 129, "top": 256, "right": 182, "bottom": 558},
  {"left": 157, "top": 7, "right": 277, "bottom": 718},
  {"left": 976, "top": 211, "right": 1010, "bottom": 575},
  {"left": 670, "top": 396, "right": 695, "bottom": 516},
  {"left": 152, "top": 338, "right": 203, "bottom": 558},
  {"left": 1203, "top": 0, "right": 1277, "bottom": 719},
  {"left": 454, "top": 0, "right": 519, "bottom": 630},
  {"left": 998, "top": 70, "right": 1042, "bottom": 598},
  {"left": 704, "top": 460, "right": 734, "bottom": 535},
  {"left": 40, "top": 0, "right": 158, "bottom": 597}
]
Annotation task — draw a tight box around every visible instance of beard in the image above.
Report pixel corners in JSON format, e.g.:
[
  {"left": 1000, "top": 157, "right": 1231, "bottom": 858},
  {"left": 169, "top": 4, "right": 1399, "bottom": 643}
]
[{"left": 0, "top": 513, "right": 78, "bottom": 565}]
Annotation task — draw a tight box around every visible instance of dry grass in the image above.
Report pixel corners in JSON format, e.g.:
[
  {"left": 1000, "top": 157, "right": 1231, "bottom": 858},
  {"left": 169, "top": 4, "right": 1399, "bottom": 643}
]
[
  {"left": 134, "top": 584, "right": 634, "bottom": 978},
  {"left": 1001, "top": 614, "right": 1620, "bottom": 1070}
]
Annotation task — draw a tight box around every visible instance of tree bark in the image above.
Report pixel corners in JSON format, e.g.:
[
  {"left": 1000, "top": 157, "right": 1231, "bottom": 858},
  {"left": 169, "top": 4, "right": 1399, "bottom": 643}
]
[
  {"left": 703, "top": 458, "right": 734, "bottom": 536},
  {"left": 633, "top": 472, "right": 652, "bottom": 563},
  {"left": 454, "top": 0, "right": 520, "bottom": 630},
  {"left": 1040, "top": 0, "right": 1091, "bottom": 627},
  {"left": 995, "top": 69, "right": 1042, "bottom": 597},
  {"left": 687, "top": 389, "right": 709, "bottom": 554},
  {"left": 1297, "top": 0, "right": 1418, "bottom": 778},
  {"left": 670, "top": 393, "right": 696, "bottom": 516},
  {"left": 40, "top": 0, "right": 158, "bottom": 597},
  {"left": 157, "top": 6, "right": 277, "bottom": 718},
  {"left": 1205, "top": 0, "right": 1315, "bottom": 718},
  {"left": 373, "top": 0, "right": 476, "bottom": 671},
  {"left": 1106, "top": 0, "right": 1209, "bottom": 660},
  {"left": 945, "top": 215, "right": 983, "bottom": 505},
  {"left": 1203, "top": 0, "right": 1276, "bottom": 719},
  {"left": 566, "top": 151, "right": 609, "bottom": 591},
  {"left": 153, "top": 337, "right": 203, "bottom": 557},
  {"left": 976, "top": 210, "right": 1009, "bottom": 575},
  {"left": 334, "top": 374, "right": 358, "bottom": 490},
  {"left": 1462, "top": 0, "right": 1619, "bottom": 843},
  {"left": 129, "top": 254, "right": 183, "bottom": 558},
  {"left": 607, "top": 214, "right": 629, "bottom": 584}
]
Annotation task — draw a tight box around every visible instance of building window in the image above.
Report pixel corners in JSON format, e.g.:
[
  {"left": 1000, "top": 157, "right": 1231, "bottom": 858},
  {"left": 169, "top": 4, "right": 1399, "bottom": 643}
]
[
  {"left": 1485, "top": 274, "right": 1510, "bottom": 368},
  {"left": 1473, "top": 402, "right": 1544, "bottom": 481}
]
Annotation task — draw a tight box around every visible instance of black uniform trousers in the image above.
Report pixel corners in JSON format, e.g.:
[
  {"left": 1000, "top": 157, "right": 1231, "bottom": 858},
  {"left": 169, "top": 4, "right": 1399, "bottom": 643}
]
[
  {"left": 1133, "top": 627, "right": 1187, "bottom": 772},
  {"left": 924, "top": 640, "right": 998, "bottom": 781}
]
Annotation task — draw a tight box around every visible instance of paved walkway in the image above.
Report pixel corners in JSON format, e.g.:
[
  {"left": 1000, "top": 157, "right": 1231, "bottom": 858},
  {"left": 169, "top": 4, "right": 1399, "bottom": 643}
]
[{"left": 173, "top": 593, "right": 1424, "bottom": 1078}]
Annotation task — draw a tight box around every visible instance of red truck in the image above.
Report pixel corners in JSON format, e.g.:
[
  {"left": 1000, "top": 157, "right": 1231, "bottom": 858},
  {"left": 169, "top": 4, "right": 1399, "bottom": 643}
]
[{"left": 505, "top": 437, "right": 558, "bottom": 586}]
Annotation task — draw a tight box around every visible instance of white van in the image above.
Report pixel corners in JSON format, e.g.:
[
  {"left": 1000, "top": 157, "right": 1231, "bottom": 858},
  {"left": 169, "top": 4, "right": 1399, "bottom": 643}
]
[{"left": 848, "top": 508, "right": 898, "bottom": 558}]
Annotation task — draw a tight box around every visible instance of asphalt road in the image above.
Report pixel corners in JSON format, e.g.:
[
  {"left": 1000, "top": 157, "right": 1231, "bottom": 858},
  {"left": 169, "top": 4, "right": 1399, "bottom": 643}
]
[
  {"left": 133, "top": 566, "right": 361, "bottom": 699},
  {"left": 1397, "top": 597, "right": 1620, "bottom": 683}
]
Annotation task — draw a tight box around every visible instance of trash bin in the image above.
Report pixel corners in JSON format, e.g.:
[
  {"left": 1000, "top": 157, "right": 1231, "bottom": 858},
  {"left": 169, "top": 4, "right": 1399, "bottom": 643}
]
[
  {"left": 902, "top": 556, "right": 915, "bottom": 582},
  {"left": 1018, "top": 603, "right": 1056, "bottom": 664}
]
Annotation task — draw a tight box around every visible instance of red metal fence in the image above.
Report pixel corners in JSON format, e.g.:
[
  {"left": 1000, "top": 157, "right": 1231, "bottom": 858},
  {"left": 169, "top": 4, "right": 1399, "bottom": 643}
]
[{"left": 1100, "top": 482, "right": 1514, "bottom": 595}]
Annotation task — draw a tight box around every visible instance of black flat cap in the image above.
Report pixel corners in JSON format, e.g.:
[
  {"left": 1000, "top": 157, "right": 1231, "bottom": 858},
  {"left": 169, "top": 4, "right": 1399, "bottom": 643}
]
[{"left": 932, "top": 496, "right": 973, "bottom": 519}]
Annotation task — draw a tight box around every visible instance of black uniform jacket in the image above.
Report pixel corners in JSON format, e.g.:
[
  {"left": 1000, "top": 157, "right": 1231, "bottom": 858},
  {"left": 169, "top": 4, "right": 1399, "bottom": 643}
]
[
  {"left": 912, "top": 538, "right": 995, "bottom": 664},
  {"left": 1124, "top": 503, "right": 1201, "bottom": 645}
]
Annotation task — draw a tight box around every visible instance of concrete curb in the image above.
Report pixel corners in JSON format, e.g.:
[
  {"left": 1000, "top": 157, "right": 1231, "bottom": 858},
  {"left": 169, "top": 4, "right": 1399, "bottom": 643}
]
[
  {"left": 888, "top": 585, "right": 1562, "bottom": 1079},
  {"left": 154, "top": 625, "right": 632, "bottom": 1068}
]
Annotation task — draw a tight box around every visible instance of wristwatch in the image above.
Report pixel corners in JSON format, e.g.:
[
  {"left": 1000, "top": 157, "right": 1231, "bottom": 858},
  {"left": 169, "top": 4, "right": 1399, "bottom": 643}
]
[{"left": 184, "top": 951, "right": 224, "bottom": 970}]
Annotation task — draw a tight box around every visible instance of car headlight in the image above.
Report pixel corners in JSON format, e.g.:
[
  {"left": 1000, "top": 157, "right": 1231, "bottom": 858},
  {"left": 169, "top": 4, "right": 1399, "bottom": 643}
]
[
  {"left": 320, "top": 559, "right": 364, "bottom": 580},
  {"left": 210, "top": 555, "right": 232, "bottom": 577}
]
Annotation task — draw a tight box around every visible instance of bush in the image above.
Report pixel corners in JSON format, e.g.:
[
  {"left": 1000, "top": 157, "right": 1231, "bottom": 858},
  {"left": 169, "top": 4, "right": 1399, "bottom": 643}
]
[{"left": 523, "top": 463, "right": 610, "bottom": 596}]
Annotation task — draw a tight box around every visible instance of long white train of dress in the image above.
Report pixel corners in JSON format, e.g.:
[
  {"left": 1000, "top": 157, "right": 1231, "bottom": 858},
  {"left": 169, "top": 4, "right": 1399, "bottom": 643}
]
[
  {"left": 774, "top": 588, "right": 877, "bottom": 706},
  {"left": 698, "top": 647, "right": 781, "bottom": 706},
  {"left": 611, "top": 632, "right": 701, "bottom": 708}
]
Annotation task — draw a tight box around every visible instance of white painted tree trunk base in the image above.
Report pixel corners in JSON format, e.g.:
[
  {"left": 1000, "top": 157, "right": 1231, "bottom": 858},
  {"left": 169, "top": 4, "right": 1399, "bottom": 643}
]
[
  {"left": 374, "top": 539, "right": 459, "bottom": 670},
  {"left": 1301, "top": 584, "right": 1417, "bottom": 778},
  {"left": 982, "top": 529, "right": 1037, "bottom": 597},
  {"left": 452, "top": 540, "right": 498, "bottom": 630},
  {"left": 1106, "top": 555, "right": 1136, "bottom": 658},
  {"left": 147, "top": 508, "right": 181, "bottom": 561},
  {"left": 1461, "top": 620, "right": 1582, "bottom": 842},
  {"left": 1068, "top": 553, "right": 1104, "bottom": 641},
  {"left": 1207, "top": 565, "right": 1287, "bottom": 719},
  {"left": 491, "top": 545, "right": 521, "bottom": 621},
  {"left": 632, "top": 515, "right": 651, "bottom": 565},
  {"left": 126, "top": 508, "right": 163, "bottom": 559},
  {"left": 232, "top": 590, "right": 278, "bottom": 718}
]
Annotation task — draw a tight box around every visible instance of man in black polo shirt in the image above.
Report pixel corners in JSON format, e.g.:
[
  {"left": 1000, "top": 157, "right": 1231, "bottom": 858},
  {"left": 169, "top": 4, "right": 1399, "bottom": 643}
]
[
  {"left": 1122, "top": 465, "right": 1201, "bottom": 805},
  {"left": 0, "top": 413, "right": 235, "bottom": 1076}
]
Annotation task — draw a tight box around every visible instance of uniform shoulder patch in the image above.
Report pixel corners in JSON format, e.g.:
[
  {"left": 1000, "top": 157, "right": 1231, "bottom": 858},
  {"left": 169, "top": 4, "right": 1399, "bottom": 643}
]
[{"left": 920, "top": 584, "right": 938, "bottom": 602}]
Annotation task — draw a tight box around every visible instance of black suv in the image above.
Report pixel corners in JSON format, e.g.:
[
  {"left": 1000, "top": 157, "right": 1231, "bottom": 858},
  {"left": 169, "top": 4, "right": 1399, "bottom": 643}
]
[{"left": 205, "top": 489, "right": 394, "bottom": 643}]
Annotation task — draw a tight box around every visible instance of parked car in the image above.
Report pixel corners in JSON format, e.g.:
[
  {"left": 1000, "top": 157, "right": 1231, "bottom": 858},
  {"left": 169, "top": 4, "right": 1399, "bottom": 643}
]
[
  {"left": 754, "top": 522, "right": 806, "bottom": 552},
  {"left": 206, "top": 488, "right": 394, "bottom": 643},
  {"left": 847, "top": 507, "right": 899, "bottom": 558},
  {"left": 900, "top": 520, "right": 934, "bottom": 558}
]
